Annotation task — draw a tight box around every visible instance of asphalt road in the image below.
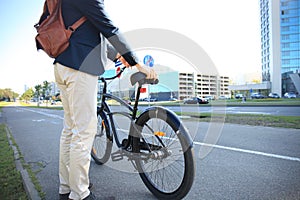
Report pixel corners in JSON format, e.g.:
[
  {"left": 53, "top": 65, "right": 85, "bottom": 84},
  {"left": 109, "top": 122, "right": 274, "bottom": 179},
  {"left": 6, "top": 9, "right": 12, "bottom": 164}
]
[{"left": 1, "top": 106, "right": 300, "bottom": 200}]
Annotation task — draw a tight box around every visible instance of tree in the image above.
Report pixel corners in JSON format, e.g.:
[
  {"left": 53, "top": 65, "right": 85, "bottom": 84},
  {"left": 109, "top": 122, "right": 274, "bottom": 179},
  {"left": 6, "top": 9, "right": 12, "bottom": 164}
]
[
  {"left": 21, "top": 88, "right": 34, "bottom": 103},
  {"left": 251, "top": 79, "right": 261, "bottom": 84},
  {"left": 33, "top": 81, "right": 52, "bottom": 106},
  {"left": 34, "top": 84, "right": 42, "bottom": 106},
  {"left": 0, "top": 88, "right": 19, "bottom": 102},
  {"left": 42, "top": 80, "right": 51, "bottom": 99},
  {"left": 42, "top": 81, "right": 52, "bottom": 106},
  {"left": 0, "top": 89, "right": 5, "bottom": 100}
]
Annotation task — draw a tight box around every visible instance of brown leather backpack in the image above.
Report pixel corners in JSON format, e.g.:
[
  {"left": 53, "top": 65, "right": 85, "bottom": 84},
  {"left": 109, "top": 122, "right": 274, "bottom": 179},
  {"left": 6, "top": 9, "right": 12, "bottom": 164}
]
[{"left": 34, "top": 0, "right": 86, "bottom": 58}]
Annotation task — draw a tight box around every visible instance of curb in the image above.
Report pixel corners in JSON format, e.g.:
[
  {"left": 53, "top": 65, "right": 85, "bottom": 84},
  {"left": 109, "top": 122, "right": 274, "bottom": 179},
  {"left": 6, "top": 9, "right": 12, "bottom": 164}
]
[{"left": 5, "top": 126, "right": 41, "bottom": 200}]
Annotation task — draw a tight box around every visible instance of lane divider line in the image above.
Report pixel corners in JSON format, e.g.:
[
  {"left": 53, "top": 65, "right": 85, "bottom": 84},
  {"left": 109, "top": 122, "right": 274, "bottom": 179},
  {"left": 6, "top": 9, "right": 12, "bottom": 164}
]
[
  {"left": 194, "top": 141, "right": 300, "bottom": 162},
  {"left": 20, "top": 108, "right": 63, "bottom": 120}
]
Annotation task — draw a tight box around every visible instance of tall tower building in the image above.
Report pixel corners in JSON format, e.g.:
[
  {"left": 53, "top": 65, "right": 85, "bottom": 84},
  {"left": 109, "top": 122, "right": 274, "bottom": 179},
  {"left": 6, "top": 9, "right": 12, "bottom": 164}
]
[{"left": 260, "top": 0, "right": 300, "bottom": 96}]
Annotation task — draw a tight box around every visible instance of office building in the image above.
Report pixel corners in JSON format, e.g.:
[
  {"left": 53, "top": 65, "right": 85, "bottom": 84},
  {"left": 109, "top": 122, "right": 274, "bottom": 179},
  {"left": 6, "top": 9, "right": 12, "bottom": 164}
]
[
  {"left": 103, "top": 65, "right": 230, "bottom": 101},
  {"left": 260, "top": 0, "right": 300, "bottom": 96}
]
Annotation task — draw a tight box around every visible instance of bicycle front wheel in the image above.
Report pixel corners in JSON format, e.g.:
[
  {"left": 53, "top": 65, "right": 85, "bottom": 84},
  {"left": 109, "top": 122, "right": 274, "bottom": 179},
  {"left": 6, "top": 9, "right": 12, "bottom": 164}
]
[
  {"left": 91, "top": 110, "right": 112, "bottom": 165},
  {"left": 135, "top": 107, "right": 195, "bottom": 199}
]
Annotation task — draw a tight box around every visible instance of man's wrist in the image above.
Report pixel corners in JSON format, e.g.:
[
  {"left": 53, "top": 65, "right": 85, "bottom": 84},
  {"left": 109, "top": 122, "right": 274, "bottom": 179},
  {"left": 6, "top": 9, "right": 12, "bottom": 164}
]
[{"left": 113, "top": 53, "right": 121, "bottom": 62}]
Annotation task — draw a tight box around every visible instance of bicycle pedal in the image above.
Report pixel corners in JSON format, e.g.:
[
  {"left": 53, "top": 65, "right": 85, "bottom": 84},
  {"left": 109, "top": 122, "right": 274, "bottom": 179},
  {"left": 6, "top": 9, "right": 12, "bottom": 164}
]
[{"left": 111, "top": 150, "right": 124, "bottom": 162}]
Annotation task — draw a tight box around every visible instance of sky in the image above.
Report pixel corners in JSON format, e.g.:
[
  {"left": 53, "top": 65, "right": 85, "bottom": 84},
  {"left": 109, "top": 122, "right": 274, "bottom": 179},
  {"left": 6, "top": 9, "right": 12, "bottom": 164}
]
[{"left": 0, "top": 0, "right": 262, "bottom": 94}]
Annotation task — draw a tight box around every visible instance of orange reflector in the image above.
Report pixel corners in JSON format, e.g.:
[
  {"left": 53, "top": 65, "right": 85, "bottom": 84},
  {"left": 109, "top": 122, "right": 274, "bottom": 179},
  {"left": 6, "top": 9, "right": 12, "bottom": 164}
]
[
  {"left": 154, "top": 131, "right": 166, "bottom": 137},
  {"left": 92, "top": 147, "right": 97, "bottom": 154}
]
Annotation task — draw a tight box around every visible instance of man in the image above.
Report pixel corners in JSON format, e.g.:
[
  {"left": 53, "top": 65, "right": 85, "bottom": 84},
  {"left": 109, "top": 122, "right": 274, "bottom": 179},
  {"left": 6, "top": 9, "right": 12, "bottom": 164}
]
[{"left": 52, "top": 0, "right": 156, "bottom": 199}]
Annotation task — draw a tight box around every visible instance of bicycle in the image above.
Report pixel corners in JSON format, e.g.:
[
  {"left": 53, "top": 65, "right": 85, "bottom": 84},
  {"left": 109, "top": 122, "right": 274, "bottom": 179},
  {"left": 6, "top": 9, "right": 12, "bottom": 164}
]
[{"left": 91, "top": 67, "right": 195, "bottom": 199}]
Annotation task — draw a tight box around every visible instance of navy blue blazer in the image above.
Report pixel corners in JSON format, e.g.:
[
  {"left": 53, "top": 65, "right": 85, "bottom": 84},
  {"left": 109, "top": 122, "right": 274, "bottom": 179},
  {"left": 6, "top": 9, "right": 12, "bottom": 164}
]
[{"left": 53, "top": 0, "right": 138, "bottom": 76}]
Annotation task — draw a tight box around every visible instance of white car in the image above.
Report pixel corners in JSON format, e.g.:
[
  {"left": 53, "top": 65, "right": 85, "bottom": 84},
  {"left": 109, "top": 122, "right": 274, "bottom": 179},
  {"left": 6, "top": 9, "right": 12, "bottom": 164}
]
[
  {"left": 235, "top": 94, "right": 243, "bottom": 99},
  {"left": 218, "top": 95, "right": 230, "bottom": 100},
  {"left": 284, "top": 92, "right": 296, "bottom": 98},
  {"left": 268, "top": 93, "right": 280, "bottom": 98}
]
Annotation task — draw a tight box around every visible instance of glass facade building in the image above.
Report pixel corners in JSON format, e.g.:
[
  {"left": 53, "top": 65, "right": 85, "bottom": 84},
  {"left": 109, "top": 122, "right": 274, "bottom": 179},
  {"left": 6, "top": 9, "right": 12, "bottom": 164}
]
[
  {"left": 260, "top": 0, "right": 300, "bottom": 96},
  {"left": 281, "top": 0, "right": 300, "bottom": 74}
]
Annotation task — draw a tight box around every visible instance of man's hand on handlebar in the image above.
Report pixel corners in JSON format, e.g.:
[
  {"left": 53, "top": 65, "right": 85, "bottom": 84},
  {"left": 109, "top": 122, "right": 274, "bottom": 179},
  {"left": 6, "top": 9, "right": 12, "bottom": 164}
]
[{"left": 135, "top": 64, "right": 158, "bottom": 80}]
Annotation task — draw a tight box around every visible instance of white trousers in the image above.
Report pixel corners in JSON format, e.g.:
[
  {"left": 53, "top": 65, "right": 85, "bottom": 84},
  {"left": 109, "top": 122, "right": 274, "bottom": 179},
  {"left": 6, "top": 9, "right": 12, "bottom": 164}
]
[{"left": 54, "top": 63, "right": 98, "bottom": 200}]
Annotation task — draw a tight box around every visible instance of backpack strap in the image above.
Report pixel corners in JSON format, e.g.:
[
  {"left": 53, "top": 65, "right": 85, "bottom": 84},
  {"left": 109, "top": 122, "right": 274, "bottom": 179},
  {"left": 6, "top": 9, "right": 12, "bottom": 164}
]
[
  {"left": 68, "top": 16, "right": 87, "bottom": 32},
  {"left": 47, "top": 0, "right": 59, "bottom": 14},
  {"left": 35, "top": 0, "right": 59, "bottom": 29}
]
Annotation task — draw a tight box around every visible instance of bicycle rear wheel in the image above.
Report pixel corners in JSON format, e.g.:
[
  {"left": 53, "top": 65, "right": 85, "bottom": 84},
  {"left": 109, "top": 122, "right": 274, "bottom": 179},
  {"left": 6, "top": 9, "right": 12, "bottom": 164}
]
[
  {"left": 91, "top": 110, "right": 112, "bottom": 165},
  {"left": 134, "top": 107, "right": 195, "bottom": 199}
]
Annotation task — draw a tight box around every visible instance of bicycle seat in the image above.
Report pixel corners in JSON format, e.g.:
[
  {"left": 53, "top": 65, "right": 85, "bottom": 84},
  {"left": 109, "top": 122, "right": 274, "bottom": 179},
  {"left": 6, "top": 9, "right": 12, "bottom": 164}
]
[{"left": 130, "top": 72, "right": 159, "bottom": 86}]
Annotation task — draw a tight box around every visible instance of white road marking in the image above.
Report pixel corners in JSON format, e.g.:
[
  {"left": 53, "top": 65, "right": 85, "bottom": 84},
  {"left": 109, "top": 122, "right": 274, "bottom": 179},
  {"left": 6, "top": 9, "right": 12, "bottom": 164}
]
[
  {"left": 20, "top": 108, "right": 63, "bottom": 120},
  {"left": 227, "top": 111, "right": 270, "bottom": 115},
  {"left": 32, "top": 119, "right": 45, "bottom": 122},
  {"left": 194, "top": 141, "right": 300, "bottom": 162}
]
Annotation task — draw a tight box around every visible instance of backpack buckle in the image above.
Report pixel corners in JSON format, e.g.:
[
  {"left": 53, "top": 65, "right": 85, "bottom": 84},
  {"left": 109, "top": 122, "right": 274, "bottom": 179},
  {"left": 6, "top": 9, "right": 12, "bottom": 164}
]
[
  {"left": 68, "top": 26, "right": 75, "bottom": 32},
  {"left": 34, "top": 23, "right": 40, "bottom": 30}
]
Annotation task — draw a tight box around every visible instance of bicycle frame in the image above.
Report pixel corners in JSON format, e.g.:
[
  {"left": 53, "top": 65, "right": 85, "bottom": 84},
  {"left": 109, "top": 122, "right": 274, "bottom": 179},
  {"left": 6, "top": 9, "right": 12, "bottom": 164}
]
[
  {"left": 97, "top": 67, "right": 144, "bottom": 149},
  {"left": 94, "top": 67, "right": 195, "bottom": 199}
]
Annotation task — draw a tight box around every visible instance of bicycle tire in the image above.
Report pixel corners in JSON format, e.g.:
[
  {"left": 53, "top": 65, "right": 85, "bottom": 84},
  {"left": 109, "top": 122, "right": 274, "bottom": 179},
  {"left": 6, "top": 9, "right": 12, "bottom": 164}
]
[
  {"left": 91, "top": 110, "right": 112, "bottom": 165},
  {"left": 134, "top": 107, "right": 195, "bottom": 199}
]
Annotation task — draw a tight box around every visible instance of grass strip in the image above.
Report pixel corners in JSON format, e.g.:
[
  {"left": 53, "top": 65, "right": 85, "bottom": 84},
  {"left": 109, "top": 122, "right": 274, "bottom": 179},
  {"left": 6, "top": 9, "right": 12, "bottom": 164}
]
[
  {"left": 181, "top": 112, "right": 300, "bottom": 129},
  {"left": 0, "top": 103, "right": 46, "bottom": 199},
  {"left": 19, "top": 102, "right": 63, "bottom": 110},
  {"left": 0, "top": 124, "right": 28, "bottom": 200}
]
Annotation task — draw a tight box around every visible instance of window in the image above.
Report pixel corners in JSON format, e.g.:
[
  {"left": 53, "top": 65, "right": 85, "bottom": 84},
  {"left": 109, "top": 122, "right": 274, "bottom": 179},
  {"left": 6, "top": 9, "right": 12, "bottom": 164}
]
[
  {"left": 281, "top": 2, "right": 288, "bottom": 7},
  {"left": 282, "top": 51, "right": 290, "bottom": 56},
  {"left": 281, "top": 18, "right": 289, "bottom": 23},
  {"left": 290, "top": 25, "right": 299, "bottom": 32},
  {"left": 282, "top": 43, "right": 290, "bottom": 48},
  {"left": 281, "top": 26, "right": 289, "bottom": 32},
  {"left": 282, "top": 59, "right": 290, "bottom": 64},
  {"left": 282, "top": 35, "right": 289, "bottom": 40}
]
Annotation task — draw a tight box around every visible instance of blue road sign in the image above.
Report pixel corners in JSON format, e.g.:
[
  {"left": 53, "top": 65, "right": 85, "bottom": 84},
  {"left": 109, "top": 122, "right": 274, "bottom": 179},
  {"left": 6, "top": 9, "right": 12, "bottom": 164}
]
[{"left": 143, "top": 55, "right": 154, "bottom": 67}]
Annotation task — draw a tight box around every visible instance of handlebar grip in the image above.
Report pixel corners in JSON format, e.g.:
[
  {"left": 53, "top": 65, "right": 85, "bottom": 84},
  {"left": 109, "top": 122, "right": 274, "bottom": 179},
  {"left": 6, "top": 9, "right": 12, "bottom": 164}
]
[
  {"left": 130, "top": 72, "right": 159, "bottom": 86},
  {"left": 144, "top": 78, "right": 159, "bottom": 85}
]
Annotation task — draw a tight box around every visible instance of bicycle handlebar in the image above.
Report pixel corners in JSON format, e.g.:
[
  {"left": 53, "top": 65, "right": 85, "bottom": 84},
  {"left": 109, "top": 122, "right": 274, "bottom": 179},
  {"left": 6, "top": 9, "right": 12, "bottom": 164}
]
[
  {"left": 99, "top": 66, "right": 159, "bottom": 86},
  {"left": 130, "top": 72, "right": 159, "bottom": 86},
  {"left": 102, "top": 66, "right": 127, "bottom": 81}
]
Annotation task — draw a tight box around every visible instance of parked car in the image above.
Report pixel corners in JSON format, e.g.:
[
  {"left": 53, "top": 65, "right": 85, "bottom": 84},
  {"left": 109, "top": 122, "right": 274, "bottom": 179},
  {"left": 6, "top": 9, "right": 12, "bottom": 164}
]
[
  {"left": 284, "top": 92, "right": 296, "bottom": 98},
  {"left": 204, "top": 96, "right": 215, "bottom": 100},
  {"left": 141, "top": 97, "right": 157, "bottom": 102},
  {"left": 235, "top": 94, "right": 244, "bottom": 99},
  {"left": 169, "top": 97, "right": 178, "bottom": 101},
  {"left": 250, "top": 93, "right": 265, "bottom": 99},
  {"left": 218, "top": 95, "right": 230, "bottom": 100},
  {"left": 268, "top": 93, "right": 280, "bottom": 98},
  {"left": 183, "top": 97, "right": 209, "bottom": 104}
]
